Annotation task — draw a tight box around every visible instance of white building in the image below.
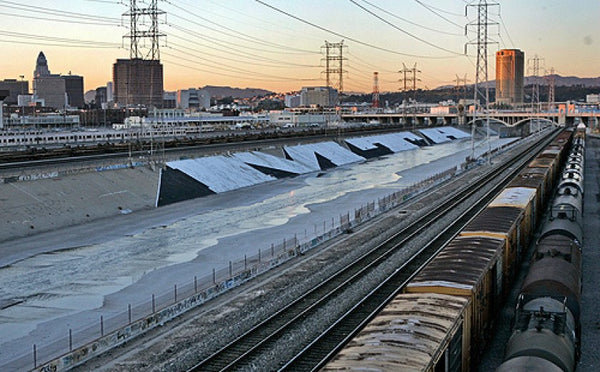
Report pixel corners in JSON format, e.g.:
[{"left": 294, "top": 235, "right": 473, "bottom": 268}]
[
  {"left": 586, "top": 94, "right": 600, "bottom": 104},
  {"left": 106, "top": 81, "right": 114, "bottom": 102},
  {"left": 285, "top": 94, "right": 301, "bottom": 108},
  {"left": 269, "top": 110, "right": 333, "bottom": 127},
  {"left": 177, "top": 88, "right": 211, "bottom": 110}
]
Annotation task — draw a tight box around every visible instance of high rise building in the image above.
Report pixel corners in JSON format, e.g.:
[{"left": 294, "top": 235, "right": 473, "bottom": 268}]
[
  {"left": 300, "top": 87, "right": 338, "bottom": 107},
  {"left": 63, "top": 74, "right": 84, "bottom": 108},
  {"left": 496, "top": 49, "right": 524, "bottom": 105},
  {"left": 0, "top": 79, "right": 29, "bottom": 105},
  {"left": 106, "top": 81, "right": 114, "bottom": 102},
  {"left": 34, "top": 75, "right": 66, "bottom": 110},
  {"left": 95, "top": 86, "right": 108, "bottom": 107},
  {"left": 34, "top": 51, "right": 50, "bottom": 77},
  {"left": 32, "top": 51, "right": 85, "bottom": 109},
  {"left": 113, "top": 59, "right": 163, "bottom": 108}
]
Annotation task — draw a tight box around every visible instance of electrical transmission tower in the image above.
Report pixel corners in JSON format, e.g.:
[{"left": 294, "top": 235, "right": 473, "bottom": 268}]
[
  {"left": 372, "top": 72, "right": 380, "bottom": 108},
  {"left": 528, "top": 55, "right": 544, "bottom": 113},
  {"left": 399, "top": 63, "right": 421, "bottom": 127},
  {"left": 321, "top": 41, "right": 347, "bottom": 95},
  {"left": 465, "top": 0, "right": 498, "bottom": 163},
  {"left": 122, "top": 0, "right": 167, "bottom": 167},
  {"left": 454, "top": 74, "right": 470, "bottom": 102},
  {"left": 399, "top": 63, "right": 421, "bottom": 93},
  {"left": 545, "top": 67, "right": 556, "bottom": 109},
  {"left": 123, "top": 0, "right": 166, "bottom": 60}
]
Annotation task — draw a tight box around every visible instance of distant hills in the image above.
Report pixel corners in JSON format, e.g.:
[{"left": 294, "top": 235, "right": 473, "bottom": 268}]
[
  {"left": 436, "top": 75, "right": 600, "bottom": 90},
  {"left": 527, "top": 75, "right": 600, "bottom": 87},
  {"left": 201, "top": 85, "right": 273, "bottom": 98}
]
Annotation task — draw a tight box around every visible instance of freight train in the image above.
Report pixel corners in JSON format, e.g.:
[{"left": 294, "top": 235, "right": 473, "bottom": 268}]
[
  {"left": 323, "top": 128, "right": 579, "bottom": 371},
  {"left": 497, "top": 125, "right": 585, "bottom": 372}
]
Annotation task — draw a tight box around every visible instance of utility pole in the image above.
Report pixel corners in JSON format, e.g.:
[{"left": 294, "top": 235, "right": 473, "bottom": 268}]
[
  {"left": 321, "top": 40, "right": 347, "bottom": 97},
  {"left": 465, "top": 0, "right": 498, "bottom": 164},
  {"left": 372, "top": 72, "right": 380, "bottom": 109},
  {"left": 528, "top": 55, "right": 544, "bottom": 113}
]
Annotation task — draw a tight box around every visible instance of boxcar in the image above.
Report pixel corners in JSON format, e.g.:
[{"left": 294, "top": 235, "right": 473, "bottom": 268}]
[
  {"left": 405, "top": 236, "right": 504, "bottom": 365},
  {"left": 322, "top": 293, "right": 471, "bottom": 372}
]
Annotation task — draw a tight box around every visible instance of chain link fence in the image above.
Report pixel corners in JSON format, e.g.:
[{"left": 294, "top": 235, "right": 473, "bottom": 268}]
[{"left": 7, "top": 165, "right": 460, "bottom": 371}]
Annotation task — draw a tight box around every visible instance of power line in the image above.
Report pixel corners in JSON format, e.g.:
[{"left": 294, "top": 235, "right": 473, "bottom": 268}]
[
  {"left": 165, "top": 24, "right": 320, "bottom": 68},
  {"left": 1, "top": 0, "right": 121, "bottom": 23},
  {"left": 165, "top": 47, "right": 318, "bottom": 81},
  {"left": 254, "top": 0, "right": 458, "bottom": 59},
  {"left": 162, "top": 57, "right": 320, "bottom": 83},
  {"left": 498, "top": 13, "right": 515, "bottom": 49},
  {"left": 168, "top": 0, "right": 326, "bottom": 46},
  {"left": 0, "top": 29, "right": 121, "bottom": 47},
  {"left": 0, "top": 11, "right": 122, "bottom": 26},
  {"left": 359, "top": 0, "right": 463, "bottom": 36},
  {"left": 349, "top": 0, "right": 464, "bottom": 56},
  {"left": 162, "top": 0, "right": 318, "bottom": 55},
  {"left": 168, "top": 39, "right": 319, "bottom": 69},
  {"left": 0, "top": 38, "right": 120, "bottom": 49},
  {"left": 413, "top": 0, "right": 464, "bottom": 28}
]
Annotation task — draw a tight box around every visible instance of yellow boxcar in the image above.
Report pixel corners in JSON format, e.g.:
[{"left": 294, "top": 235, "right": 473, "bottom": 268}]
[{"left": 405, "top": 236, "right": 505, "bottom": 369}]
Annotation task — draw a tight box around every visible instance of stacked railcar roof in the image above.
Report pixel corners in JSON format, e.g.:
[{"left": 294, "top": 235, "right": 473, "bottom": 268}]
[
  {"left": 406, "top": 236, "right": 503, "bottom": 293},
  {"left": 461, "top": 206, "right": 523, "bottom": 235},
  {"left": 322, "top": 293, "right": 469, "bottom": 372},
  {"left": 488, "top": 187, "right": 537, "bottom": 209},
  {"left": 508, "top": 171, "right": 546, "bottom": 189}
]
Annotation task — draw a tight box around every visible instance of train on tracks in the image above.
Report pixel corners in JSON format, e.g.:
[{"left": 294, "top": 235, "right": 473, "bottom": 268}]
[
  {"left": 323, "top": 127, "right": 584, "bottom": 371},
  {"left": 497, "top": 125, "right": 585, "bottom": 372}
]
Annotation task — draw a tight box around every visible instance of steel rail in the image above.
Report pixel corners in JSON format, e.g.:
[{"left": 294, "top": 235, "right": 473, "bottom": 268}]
[
  {"left": 281, "top": 130, "right": 560, "bottom": 371},
  {"left": 188, "top": 130, "right": 558, "bottom": 371}
]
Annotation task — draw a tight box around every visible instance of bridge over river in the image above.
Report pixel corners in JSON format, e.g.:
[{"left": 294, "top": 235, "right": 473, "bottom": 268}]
[{"left": 342, "top": 109, "right": 600, "bottom": 128}]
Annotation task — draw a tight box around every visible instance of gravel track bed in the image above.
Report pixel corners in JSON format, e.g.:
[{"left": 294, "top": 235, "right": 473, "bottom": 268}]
[{"left": 73, "top": 136, "right": 540, "bottom": 371}]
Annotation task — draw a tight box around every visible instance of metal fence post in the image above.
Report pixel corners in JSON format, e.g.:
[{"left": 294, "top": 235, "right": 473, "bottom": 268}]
[
  {"left": 271, "top": 243, "right": 274, "bottom": 257},
  {"left": 101, "top": 315, "right": 104, "bottom": 337},
  {"left": 259, "top": 248, "right": 262, "bottom": 263},
  {"left": 244, "top": 254, "right": 247, "bottom": 270},
  {"left": 128, "top": 304, "right": 132, "bottom": 324},
  {"left": 33, "top": 344, "right": 37, "bottom": 369},
  {"left": 69, "top": 328, "right": 72, "bottom": 351},
  {"left": 152, "top": 294, "right": 156, "bottom": 313},
  {"left": 194, "top": 276, "right": 198, "bottom": 293},
  {"left": 213, "top": 268, "right": 216, "bottom": 284},
  {"left": 229, "top": 261, "right": 232, "bottom": 278},
  {"left": 174, "top": 284, "right": 178, "bottom": 303}
]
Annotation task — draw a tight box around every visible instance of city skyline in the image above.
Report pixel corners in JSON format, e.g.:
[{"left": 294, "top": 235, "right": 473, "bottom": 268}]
[{"left": 1, "top": 0, "right": 599, "bottom": 94}]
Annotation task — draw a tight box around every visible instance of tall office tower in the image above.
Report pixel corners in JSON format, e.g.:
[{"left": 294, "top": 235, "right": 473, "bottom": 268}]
[
  {"left": 63, "top": 74, "right": 85, "bottom": 109},
  {"left": 496, "top": 49, "right": 525, "bottom": 105},
  {"left": 33, "top": 52, "right": 85, "bottom": 109},
  {"left": 34, "top": 51, "right": 51, "bottom": 77},
  {"left": 33, "top": 52, "right": 65, "bottom": 109},
  {"left": 113, "top": 59, "right": 163, "bottom": 108}
]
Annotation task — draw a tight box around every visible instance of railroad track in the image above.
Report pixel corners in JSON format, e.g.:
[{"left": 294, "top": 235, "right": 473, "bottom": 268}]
[{"left": 189, "top": 130, "right": 559, "bottom": 372}]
